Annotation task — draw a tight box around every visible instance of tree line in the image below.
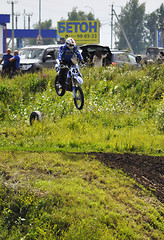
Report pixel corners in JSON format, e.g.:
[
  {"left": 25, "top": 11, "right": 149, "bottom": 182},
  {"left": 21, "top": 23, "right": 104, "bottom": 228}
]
[{"left": 115, "top": 0, "right": 164, "bottom": 53}]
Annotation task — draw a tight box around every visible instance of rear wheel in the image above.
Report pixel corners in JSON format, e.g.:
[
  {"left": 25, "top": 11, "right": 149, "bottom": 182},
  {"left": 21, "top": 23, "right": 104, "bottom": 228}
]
[
  {"left": 55, "top": 75, "right": 65, "bottom": 96},
  {"left": 73, "top": 86, "right": 84, "bottom": 110}
]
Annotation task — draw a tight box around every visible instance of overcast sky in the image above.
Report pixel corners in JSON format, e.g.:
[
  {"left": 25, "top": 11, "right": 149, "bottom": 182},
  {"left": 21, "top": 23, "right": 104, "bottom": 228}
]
[{"left": 1, "top": 0, "right": 164, "bottom": 47}]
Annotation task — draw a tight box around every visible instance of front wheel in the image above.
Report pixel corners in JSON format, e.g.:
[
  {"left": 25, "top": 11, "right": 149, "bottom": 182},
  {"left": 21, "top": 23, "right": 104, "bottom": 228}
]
[
  {"left": 55, "top": 75, "right": 65, "bottom": 96},
  {"left": 73, "top": 86, "right": 84, "bottom": 110}
]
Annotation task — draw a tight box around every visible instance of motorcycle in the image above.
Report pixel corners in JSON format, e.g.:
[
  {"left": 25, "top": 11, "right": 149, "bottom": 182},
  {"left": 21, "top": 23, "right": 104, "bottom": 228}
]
[{"left": 55, "top": 60, "right": 84, "bottom": 110}]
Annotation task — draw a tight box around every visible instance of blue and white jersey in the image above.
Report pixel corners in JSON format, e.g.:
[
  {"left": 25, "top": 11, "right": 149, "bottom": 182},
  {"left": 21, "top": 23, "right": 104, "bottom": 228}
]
[{"left": 58, "top": 44, "right": 83, "bottom": 62}]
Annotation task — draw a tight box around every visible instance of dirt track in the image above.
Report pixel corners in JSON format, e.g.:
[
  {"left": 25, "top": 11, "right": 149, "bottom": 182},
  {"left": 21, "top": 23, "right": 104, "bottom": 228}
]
[{"left": 91, "top": 153, "right": 164, "bottom": 202}]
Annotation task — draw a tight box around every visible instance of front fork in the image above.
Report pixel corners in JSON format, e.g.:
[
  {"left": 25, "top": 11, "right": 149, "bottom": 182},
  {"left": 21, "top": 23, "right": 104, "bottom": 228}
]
[
  {"left": 73, "top": 85, "right": 76, "bottom": 98},
  {"left": 72, "top": 78, "right": 78, "bottom": 98},
  {"left": 72, "top": 78, "right": 81, "bottom": 98}
]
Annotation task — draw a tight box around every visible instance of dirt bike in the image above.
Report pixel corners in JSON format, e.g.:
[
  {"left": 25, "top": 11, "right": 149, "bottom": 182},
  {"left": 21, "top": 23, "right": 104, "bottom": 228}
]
[{"left": 55, "top": 62, "right": 84, "bottom": 110}]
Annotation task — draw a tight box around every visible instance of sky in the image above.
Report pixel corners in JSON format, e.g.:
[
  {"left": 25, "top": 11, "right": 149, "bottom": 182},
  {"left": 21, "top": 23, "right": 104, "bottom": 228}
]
[{"left": 0, "top": 0, "right": 164, "bottom": 47}]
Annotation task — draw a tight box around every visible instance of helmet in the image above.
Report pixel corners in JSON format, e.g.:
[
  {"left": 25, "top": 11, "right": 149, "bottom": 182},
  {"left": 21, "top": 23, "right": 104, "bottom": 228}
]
[{"left": 66, "top": 37, "right": 76, "bottom": 49}]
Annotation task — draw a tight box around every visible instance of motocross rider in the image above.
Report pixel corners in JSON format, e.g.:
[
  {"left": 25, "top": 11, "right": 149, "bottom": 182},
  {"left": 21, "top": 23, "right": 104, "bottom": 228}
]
[{"left": 58, "top": 37, "right": 84, "bottom": 85}]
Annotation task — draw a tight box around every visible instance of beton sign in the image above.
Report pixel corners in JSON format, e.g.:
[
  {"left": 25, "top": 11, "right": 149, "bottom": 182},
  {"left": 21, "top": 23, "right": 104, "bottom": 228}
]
[{"left": 57, "top": 21, "right": 100, "bottom": 45}]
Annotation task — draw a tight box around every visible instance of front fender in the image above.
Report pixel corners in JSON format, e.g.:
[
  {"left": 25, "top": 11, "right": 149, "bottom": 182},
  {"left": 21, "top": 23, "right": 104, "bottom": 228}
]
[{"left": 74, "top": 76, "right": 83, "bottom": 84}]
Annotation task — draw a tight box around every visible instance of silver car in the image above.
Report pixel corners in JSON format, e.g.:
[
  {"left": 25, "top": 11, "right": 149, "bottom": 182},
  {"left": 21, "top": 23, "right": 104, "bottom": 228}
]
[
  {"left": 19, "top": 44, "right": 61, "bottom": 73},
  {"left": 111, "top": 50, "right": 140, "bottom": 68}
]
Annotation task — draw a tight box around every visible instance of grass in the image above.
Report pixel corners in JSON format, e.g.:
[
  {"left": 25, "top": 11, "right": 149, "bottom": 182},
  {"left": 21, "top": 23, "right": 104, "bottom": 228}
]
[
  {"left": 0, "top": 63, "right": 164, "bottom": 239},
  {"left": 0, "top": 64, "right": 164, "bottom": 154},
  {"left": 0, "top": 114, "right": 163, "bottom": 154},
  {"left": 0, "top": 151, "right": 163, "bottom": 239}
]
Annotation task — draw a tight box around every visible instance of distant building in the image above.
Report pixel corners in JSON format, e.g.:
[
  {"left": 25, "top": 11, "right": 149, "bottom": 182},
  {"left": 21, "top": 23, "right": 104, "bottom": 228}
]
[
  {"left": 0, "top": 14, "right": 64, "bottom": 54},
  {"left": 0, "top": 14, "right": 10, "bottom": 54}
]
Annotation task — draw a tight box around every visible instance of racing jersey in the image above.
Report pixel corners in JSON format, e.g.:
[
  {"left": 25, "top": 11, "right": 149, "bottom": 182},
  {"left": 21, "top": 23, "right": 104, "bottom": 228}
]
[{"left": 58, "top": 44, "right": 83, "bottom": 62}]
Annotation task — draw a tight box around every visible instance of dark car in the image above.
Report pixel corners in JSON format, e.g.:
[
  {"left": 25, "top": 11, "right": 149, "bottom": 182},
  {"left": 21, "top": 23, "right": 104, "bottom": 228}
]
[
  {"left": 19, "top": 44, "right": 61, "bottom": 73},
  {"left": 111, "top": 50, "right": 141, "bottom": 68},
  {"left": 80, "top": 44, "right": 112, "bottom": 66},
  {"left": 146, "top": 47, "right": 164, "bottom": 61}
]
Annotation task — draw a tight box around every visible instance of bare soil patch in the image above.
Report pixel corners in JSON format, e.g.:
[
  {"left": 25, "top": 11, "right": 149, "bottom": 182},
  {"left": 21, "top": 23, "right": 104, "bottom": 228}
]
[{"left": 91, "top": 153, "right": 164, "bottom": 202}]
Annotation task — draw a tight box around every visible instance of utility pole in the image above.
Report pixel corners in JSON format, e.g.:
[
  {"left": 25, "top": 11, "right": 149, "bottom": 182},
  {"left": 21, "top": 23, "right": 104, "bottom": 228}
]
[
  {"left": 15, "top": 12, "right": 20, "bottom": 49},
  {"left": 7, "top": 1, "right": 18, "bottom": 53},
  {"left": 111, "top": 4, "right": 114, "bottom": 49},
  {"left": 39, "top": 0, "right": 41, "bottom": 35},
  {"left": 23, "top": 9, "right": 26, "bottom": 29},
  {"left": 26, "top": 13, "right": 33, "bottom": 29},
  {"left": 37, "top": 0, "right": 43, "bottom": 44},
  {"left": 15, "top": 12, "right": 20, "bottom": 29},
  {"left": 112, "top": 7, "right": 134, "bottom": 53}
]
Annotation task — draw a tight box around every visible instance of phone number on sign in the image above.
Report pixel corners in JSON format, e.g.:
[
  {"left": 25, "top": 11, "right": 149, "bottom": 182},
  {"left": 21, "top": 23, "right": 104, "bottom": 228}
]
[{"left": 77, "top": 34, "right": 97, "bottom": 39}]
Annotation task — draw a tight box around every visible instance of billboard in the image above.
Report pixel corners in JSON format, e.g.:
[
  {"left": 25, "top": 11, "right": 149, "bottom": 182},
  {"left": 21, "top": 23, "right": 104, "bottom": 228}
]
[{"left": 57, "top": 21, "right": 100, "bottom": 45}]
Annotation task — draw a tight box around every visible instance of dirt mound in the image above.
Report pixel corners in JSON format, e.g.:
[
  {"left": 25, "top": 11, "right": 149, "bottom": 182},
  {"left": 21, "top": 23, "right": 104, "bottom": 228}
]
[{"left": 92, "top": 153, "right": 164, "bottom": 202}]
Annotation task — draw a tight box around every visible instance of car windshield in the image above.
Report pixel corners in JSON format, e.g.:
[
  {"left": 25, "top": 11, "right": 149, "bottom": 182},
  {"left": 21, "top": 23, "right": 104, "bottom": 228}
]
[
  {"left": 128, "top": 54, "right": 136, "bottom": 63},
  {"left": 19, "top": 48, "right": 44, "bottom": 60},
  {"left": 146, "top": 48, "right": 159, "bottom": 56},
  {"left": 112, "top": 53, "right": 129, "bottom": 62}
]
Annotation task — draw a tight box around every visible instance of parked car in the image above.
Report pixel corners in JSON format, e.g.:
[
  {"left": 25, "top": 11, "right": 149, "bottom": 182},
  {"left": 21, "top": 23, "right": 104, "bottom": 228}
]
[
  {"left": 111, "top": 50, "right": 141, "bottom": 68},
  {"left": 145, "top": 47, "right": 164, "bottom": 61},
  {"left": 80, "top": 44, "right": 112, "bottom": 66},
  {"left": 19, "top": 44, "right": 61, "bottom": 73}
]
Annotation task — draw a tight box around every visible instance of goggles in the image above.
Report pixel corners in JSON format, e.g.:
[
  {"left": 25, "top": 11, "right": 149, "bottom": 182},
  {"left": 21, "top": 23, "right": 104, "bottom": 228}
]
[{"left": 67, "top": 43, "right": 74, "bottom": 47}]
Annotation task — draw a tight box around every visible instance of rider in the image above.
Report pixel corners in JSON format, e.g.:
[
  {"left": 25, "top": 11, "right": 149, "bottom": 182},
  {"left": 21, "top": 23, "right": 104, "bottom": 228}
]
[{"left": 58, "top": 37, "right": 84, "bottom": 84}]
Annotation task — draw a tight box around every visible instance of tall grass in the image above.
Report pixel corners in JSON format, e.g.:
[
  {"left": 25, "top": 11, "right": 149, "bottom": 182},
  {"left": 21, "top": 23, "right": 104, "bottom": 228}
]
[{"left": 0, "top": 64, "right": 163, "bottom": 154}]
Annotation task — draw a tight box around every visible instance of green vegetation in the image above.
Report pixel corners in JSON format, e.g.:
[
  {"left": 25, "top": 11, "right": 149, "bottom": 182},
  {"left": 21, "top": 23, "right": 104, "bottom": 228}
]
[
  {"left": 0, "top": 64, "right": 163, "bottom": 154},
  {"left": 115, "top": 0, "right": 164, "bottom": 52},
  {"left": 0, "top": 151, "right": 164, "bottom": 239},
  {"left": 0, "top": 63, "right": 164, "bottom": 239}
]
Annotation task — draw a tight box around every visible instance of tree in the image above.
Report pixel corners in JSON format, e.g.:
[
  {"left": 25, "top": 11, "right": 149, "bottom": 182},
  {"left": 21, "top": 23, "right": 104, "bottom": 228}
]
[
  {"left": 114, "top": 0, "right": 146, "bottom": 53},
  {"left": 33, "top": 19, "right": 52, "bottom": 30},
  {"left": 145, "top": 4, "right": 164, "bottom": 47},
  {"left": 157, "top": 3, "right": 164, "bottom": 29},
  {"left": 145, "top": 12, "right": 157, "bottom": 47},
  {"left": 62, "top": 7, "right": 96, "bottom": 21}
]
